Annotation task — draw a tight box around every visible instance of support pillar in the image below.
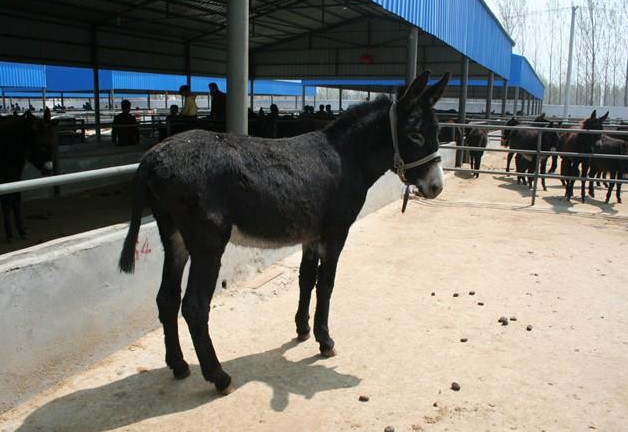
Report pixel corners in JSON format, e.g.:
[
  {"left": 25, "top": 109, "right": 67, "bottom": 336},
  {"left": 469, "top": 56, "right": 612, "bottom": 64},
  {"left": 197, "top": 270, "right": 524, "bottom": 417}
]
[
  {"left": 301, "top": 85, "right": 306, "bottom": 110},
  {"left": 91, "top": 26, "right": 101, "bottom": 141},
  {"left": 226, "top": 0, "right": 249, "bottom": 134},
  {"left": 485, "top": 71, "right": 494, "bottom": 119},
  {"left": 501, "top": 79, "right": 508, "bottom": 116},
  {"left": 250, "top": 79, "right": 255, "bottom": 109},
  {"left": 185, "top": 41, "right": 192, "bottom": 89},
  {"left": 42, "top": 89, "right": 46, "bottom": 110},
  {"left": 513, "top": 86, "right": 520, "bottom": 117},
  {"left": 456, "top": 56, "right": 469, "bottom": 167},
  {"left": 406, "top": 27, "right": 419, "bottom": 85},
  {"left": 339, "top": 88, "right": 343, "bottom": 111}
]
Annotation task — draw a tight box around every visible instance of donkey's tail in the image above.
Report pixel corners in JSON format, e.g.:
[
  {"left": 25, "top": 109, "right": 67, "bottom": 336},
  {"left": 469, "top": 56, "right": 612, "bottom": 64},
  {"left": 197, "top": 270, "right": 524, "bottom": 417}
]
[{"left": 119, "top": 168, "right": 147, "bottom": 274}]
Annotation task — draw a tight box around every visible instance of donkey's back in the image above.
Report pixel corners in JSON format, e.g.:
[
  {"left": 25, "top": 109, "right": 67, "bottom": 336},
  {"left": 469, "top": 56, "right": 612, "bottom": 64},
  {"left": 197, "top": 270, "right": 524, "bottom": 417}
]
[{"left": 139, "top": 129, "right": 346, "bottom": 248}]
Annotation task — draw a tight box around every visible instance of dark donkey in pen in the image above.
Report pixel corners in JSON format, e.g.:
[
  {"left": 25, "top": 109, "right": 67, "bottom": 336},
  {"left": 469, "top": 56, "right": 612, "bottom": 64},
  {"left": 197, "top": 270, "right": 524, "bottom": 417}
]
[
  {"left": 558, "top": 110, "right": 608, "bottom": 202},
  {"left": 119, "top": 71, "right": 450, "bottom": 395},
  {"left": 0, "top": 110, "right": 55, "bottom": 242},
  {"left": 501, "top": 114, "right": 559, "bottom": 190}
]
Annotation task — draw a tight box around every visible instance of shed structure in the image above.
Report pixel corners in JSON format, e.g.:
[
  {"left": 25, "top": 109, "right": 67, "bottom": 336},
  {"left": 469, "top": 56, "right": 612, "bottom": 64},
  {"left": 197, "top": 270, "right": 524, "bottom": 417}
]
[{"left": 0, "top": 0, "right": 517, "bottom": 130}]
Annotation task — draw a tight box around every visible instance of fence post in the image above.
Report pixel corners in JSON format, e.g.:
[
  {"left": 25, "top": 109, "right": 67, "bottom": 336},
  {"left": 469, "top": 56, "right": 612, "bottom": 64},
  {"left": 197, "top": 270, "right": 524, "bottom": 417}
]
[{"left": 530, "top": 131, "right": 543, "bottom": 206}]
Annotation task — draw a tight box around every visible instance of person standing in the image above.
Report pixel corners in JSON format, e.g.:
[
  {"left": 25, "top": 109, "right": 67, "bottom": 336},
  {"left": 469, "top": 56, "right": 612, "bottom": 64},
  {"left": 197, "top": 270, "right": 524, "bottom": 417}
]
[
  {"left": 112, "top": 99, "right": 139, "bottom": 146},
  {"left": 208, "top": 82, "right": 226, "bottom": 120},
  {"left": 179, "top": 85, "right": 198, "bottom": 117}
]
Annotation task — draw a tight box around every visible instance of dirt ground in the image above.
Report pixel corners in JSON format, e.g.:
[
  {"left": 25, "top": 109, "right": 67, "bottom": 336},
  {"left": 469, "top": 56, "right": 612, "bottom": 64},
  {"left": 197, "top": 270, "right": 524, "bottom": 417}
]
[{"left": 2, "top": 144, "right": 628, "bottom": 431}]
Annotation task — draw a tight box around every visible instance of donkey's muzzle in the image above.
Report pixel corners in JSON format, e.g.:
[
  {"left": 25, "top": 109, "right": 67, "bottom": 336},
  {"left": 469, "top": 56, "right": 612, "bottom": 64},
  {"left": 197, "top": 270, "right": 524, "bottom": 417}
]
[{"left": 414, "top": 162, "right": 444, "bottom": 199}]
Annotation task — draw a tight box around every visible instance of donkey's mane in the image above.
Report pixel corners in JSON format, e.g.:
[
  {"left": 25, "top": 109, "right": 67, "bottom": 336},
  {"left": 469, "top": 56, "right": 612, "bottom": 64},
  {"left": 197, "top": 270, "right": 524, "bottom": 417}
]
[
  {"left": 0, "top": 115, "right": 35, "bottom": 133},
  {"left": 323, "top": 96, "right": 391, "bottom": 138}
]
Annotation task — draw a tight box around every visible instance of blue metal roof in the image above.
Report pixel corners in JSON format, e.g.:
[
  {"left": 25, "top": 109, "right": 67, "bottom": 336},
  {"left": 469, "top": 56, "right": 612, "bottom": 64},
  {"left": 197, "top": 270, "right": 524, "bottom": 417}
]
[
  {"left": 46, "top": 65, "right": 113, "bottom": 92},
  {"left": 509, "top": 55, "right": 544, "bottom": 99},
  {"left": 0, "top": 61, "right": 45, "bottom": 89},
  {"left": 303, "top": 78, "right": 508, "bottom": 87},
  {"left": 0, "top": 62, "right": 314, "bottom": 97},
  {"left": 112, "top": 70, "right": 185, "bottom": 92},
  {"left": 371, "top": 0, "right": 513, "bottom": 79}
]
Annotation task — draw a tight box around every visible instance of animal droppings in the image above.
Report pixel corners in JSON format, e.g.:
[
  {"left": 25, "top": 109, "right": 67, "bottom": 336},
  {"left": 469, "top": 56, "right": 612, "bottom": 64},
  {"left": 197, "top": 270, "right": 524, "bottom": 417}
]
[
  {"left": 498, "top": 316, "right": 509, "bottom": 326},
  {"left": 469, "top": 291, "right": 476, "bottom": 295},
  {"left": 460, "top": 338, "right": 468, "bottom": 343},
  {"left": 431, "top": 292, "right": 435, "bottom": 296},
  {"left": 453, "top": 293, "right": 459, "bottom": 297},
  {"left": 433, "top": 402, "right": 438, "bottom": 407},
  {"left": 478, "top": 302, "right": 484, "bottom": 306},
  {"left": 384, "top": 426, "right": 395, "bottom": 432},
  {"left": 509, "top": 316, "right": 517, "bottom": 321},
  {"left": 359, "top": 395, "right": 370, "bottom": 402},
  {"left": 526, "top": 325, "right": 533, "bottom": 331},
  {"left": 450, "top": 382, "right": 461, "bottom": 391}
]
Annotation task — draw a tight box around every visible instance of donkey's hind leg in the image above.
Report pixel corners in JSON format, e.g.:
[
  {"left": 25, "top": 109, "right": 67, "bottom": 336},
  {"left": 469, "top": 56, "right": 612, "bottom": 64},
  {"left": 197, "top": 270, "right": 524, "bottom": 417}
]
[
  {"left": 295, "top": 243, "right": 319, "bottom": 341},
  {"left": 181, "top": 224, "right": 232, "bottom": 394},
  {"left": 1, "top": 200, "right": 13, "bottom": 243},
  {"left": 314, "top": 228, "right": 350, "bottom": 357},
  {"left": 155, "top": 212, "right": 190, "bottom": 379},
  {"left": 13, "top": 196, "right": 26, "bottom": 239}
]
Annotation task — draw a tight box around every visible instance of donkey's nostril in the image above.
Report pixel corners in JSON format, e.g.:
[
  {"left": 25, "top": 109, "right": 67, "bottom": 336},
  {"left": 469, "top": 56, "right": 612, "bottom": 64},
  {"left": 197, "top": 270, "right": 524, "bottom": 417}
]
[{"left": 430, "top": 183, "right": 442, "bottom": 197}]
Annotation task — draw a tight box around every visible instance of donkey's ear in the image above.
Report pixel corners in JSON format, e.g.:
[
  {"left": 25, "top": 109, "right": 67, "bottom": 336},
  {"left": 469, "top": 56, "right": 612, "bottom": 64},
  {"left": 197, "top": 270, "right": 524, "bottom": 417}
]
[
  {"left": 599, "top": 111, "right": 609, "bottom": 123},
  {"left": 397, "top": 70, "right": 430, "bottom": 109},
  {"left": 399, "top": 70, "right": 430, "bottom": 103},
  {"left": 419, "top": 72, "right": 450, "bottom": 108},
  {"left": 43, "top": 107, "right": 51, "bottom": 123},
  {"left": 590, "top": 110, "right": 597, "bottom": 120}
]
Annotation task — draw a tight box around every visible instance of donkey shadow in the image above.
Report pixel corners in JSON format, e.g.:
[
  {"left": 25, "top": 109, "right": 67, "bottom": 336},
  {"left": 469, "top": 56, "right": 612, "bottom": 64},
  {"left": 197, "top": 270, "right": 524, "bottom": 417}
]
[
  {"left": 15, "top": 340, "right": 360, "bottom": 432},
  {"left": 494, "top": 175, "right": 534, "bottom": 197},
  {"left": 542, "top": 195, "right": 619, "bottom": 215}
]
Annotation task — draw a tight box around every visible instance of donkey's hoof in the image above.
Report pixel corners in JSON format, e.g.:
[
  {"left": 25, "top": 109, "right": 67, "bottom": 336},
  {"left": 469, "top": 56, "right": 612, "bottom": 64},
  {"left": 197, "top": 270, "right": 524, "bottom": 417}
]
[
  {"left": 320, "top": 347, "right": 337, "bottom": 357},
  {"left": 296, "top": 332, "right": 310, "bottom": 342},
  {"left": 172, "top": 363, "right": 191, "bottom": 380},
  {"left": 219, "top": 384, "right": 236, "bottom": 396},
  {"left": 213, "top": 371, "right": 233, "bottom": 395}
]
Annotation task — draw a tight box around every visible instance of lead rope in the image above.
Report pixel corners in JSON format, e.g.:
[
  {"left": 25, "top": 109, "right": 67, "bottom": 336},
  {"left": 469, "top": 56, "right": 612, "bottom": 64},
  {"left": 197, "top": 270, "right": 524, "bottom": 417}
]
[
  {"left": 389, "top": 102, "right": 441, "bottom": 213},
  {"left": 389, "top": 102, "right": 410, "bottom": 213}
]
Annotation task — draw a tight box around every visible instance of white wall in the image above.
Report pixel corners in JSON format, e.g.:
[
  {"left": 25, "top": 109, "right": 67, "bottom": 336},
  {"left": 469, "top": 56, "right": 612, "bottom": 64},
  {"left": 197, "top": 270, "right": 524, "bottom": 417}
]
[{"left": 0, "top": 168, "right": 426, "bottom": 413}]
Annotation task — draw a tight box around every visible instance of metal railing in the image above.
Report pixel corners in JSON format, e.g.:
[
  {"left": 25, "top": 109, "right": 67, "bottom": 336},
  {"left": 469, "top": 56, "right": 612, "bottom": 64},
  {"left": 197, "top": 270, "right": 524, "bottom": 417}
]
[
  {"left": 440, "top": 122, "right": 628, "bottom": 205},
  {"left": 2, "top": 120, "right": 628, "bottom": 207}
]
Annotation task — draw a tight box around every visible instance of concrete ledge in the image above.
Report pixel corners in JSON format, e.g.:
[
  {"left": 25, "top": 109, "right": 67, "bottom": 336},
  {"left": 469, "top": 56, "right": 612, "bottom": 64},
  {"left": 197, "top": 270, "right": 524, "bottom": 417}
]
[{"left": 0, "top": 169, "right": 413, "bottom": 413}]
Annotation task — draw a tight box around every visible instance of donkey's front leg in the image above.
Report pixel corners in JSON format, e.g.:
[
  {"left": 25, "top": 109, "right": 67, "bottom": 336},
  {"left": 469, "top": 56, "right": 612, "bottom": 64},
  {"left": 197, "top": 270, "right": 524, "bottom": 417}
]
[
  {"left": 295, "top": 243, "right": 319, "bottom": 341},
  {"left": 314, "top": 233, "right": 348, "bottom": 357},
  {"left": 182, "top": 251, "right": 233, "bottom": 394}
]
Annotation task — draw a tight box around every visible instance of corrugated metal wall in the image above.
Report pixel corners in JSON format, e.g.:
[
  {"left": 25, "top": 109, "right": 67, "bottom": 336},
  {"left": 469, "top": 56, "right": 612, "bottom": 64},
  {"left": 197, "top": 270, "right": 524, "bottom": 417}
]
[
  {"left": 371, "top": 0, "right": 512, "bottom": 79},
  {"left": 0, "top": 62, "right": 314, "bottom": 97},
  {"left": 0, "top": 61, "right": 45, "bottom": 89},
  {"left": 510, "top": 55, "right": 544, "bottom": 99}
]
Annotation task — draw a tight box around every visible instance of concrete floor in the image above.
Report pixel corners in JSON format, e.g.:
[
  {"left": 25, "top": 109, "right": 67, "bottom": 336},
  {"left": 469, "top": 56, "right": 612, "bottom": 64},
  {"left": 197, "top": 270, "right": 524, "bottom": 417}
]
[{"left": 1, "top": 149, "right": 627, "bottom": 431}]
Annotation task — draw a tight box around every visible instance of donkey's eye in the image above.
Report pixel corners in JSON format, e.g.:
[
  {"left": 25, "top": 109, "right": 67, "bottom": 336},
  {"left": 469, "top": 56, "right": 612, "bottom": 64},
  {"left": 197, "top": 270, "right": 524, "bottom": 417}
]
[{"left": 408, "top": 132, "right": 424, "bottom": 144}]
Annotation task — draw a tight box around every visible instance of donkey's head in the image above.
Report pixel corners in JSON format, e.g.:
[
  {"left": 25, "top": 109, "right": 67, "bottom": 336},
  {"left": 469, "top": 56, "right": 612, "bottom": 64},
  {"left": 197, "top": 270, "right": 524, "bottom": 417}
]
[
  {"left": 581, "top": 109, "right": 609, "bottom": 131},
  {"left": 24, "top": 112, "right": 55, "bottom": 175},
  {"left": 542, "top": 121, "right": 560, "bottom": 150},
  {"left": 501, "top": 117, "right": 519, "bottom": 147},
  {"left": 392, "top": 71, "right": 450, "bottom": 199}
]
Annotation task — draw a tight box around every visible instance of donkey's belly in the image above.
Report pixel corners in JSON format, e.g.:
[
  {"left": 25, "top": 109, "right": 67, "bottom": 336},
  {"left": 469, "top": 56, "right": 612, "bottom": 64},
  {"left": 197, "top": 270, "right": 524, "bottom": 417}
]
[{"left": 229, "top": 226, "right": 310, "bottom": 249}]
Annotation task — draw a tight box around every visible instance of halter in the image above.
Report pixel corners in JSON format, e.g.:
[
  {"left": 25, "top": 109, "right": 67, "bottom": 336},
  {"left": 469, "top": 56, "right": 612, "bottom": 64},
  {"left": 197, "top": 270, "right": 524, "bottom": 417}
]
[{"left": 389, "top": 101, "right": 441, "bottom": 183}]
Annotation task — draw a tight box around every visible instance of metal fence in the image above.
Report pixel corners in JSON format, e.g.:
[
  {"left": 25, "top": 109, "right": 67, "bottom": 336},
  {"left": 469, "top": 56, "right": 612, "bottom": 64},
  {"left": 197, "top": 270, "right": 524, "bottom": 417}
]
[
  {"left": 1, "top": 120, "right": 628, "bottom": 209},
  {"left": 440, "top": 122, "right": 628, "bottom": 205}
]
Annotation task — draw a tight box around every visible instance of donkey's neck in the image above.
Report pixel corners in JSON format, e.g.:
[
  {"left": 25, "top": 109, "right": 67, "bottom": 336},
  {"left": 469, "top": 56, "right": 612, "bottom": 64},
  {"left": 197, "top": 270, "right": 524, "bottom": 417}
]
[{"left": 324, "top": 102, "right": 394, "bottom": 187}]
